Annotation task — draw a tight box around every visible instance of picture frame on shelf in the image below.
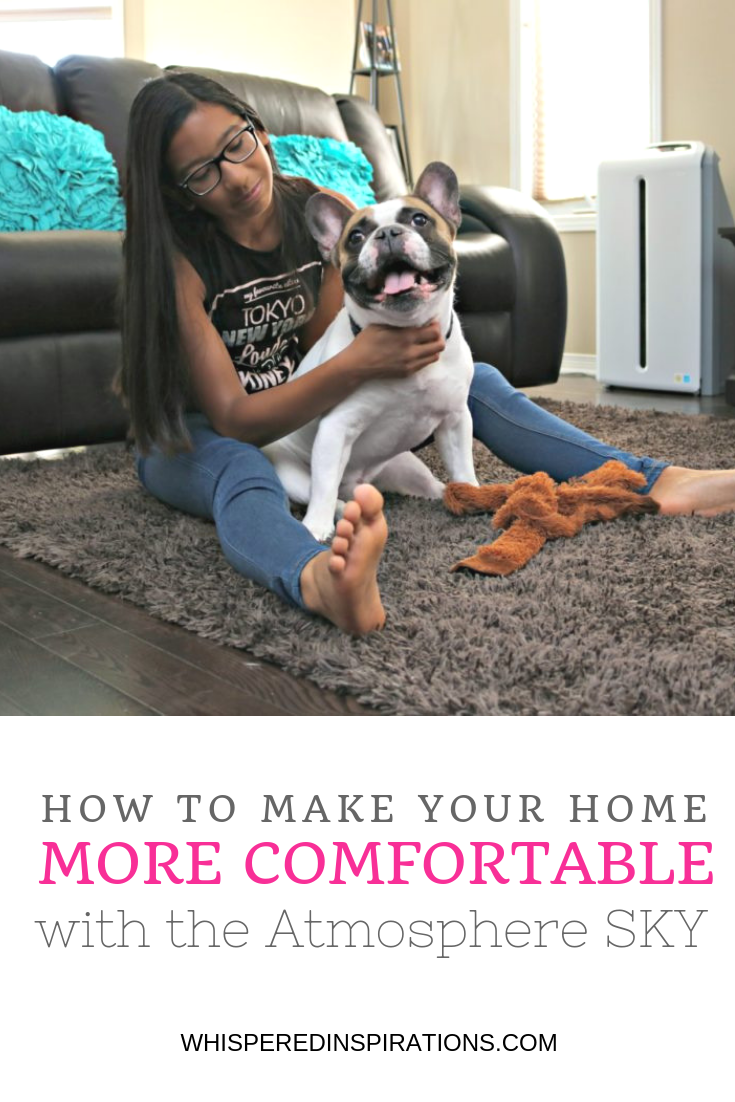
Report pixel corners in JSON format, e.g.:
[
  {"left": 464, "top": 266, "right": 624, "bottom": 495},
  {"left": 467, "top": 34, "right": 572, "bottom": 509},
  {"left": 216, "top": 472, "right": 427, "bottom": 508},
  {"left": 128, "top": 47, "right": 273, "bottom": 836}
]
[{"left": 358, "top": 21, "right": 400, "bottom": 72}]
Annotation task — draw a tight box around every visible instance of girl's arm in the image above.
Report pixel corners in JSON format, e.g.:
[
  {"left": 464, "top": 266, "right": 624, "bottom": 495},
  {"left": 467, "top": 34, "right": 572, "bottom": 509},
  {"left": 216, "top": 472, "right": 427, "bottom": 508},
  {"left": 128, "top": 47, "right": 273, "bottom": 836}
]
[{"left": 177, "top": 254, "right": 445, "bottom": 448}]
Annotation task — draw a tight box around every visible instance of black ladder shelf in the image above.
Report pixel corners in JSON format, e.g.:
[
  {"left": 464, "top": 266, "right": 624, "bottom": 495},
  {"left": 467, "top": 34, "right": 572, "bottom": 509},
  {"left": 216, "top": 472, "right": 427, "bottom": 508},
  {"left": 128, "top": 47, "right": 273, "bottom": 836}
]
[{"left": 349, "top": 0, "right": 413, "bottom": 188}]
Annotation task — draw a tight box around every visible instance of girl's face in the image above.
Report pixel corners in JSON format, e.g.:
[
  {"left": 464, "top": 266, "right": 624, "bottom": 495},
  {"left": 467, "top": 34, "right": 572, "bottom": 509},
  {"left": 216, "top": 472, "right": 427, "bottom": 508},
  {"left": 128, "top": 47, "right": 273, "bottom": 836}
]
[{"left": 167, "top": 102, "right": 275, "bottom": 225}]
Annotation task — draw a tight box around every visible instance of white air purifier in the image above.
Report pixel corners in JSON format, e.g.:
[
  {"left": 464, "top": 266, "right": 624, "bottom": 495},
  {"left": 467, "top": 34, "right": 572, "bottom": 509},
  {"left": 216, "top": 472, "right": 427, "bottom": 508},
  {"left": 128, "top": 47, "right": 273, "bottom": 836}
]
[{"left": 597, "top": 142, "right": 735, "bottom": 395}]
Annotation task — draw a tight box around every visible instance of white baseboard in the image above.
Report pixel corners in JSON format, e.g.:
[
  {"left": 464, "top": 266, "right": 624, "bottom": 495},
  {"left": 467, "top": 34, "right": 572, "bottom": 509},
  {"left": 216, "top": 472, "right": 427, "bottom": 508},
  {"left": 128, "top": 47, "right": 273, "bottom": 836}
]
[{"left": 561, "top": 354, "right": 597, "bottom": 377}]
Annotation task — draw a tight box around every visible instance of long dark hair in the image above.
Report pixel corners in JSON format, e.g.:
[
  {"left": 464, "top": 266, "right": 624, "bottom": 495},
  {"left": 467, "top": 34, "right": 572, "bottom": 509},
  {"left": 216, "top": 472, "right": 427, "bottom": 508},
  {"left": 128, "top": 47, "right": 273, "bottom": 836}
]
[{"left": 117, "top": 70, "right": 317, "bottom": 454}]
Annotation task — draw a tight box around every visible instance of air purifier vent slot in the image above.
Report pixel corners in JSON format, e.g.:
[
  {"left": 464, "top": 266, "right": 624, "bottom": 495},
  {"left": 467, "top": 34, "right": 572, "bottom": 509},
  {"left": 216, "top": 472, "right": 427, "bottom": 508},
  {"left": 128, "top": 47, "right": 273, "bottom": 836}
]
[{"left": 639, "top": 178, "right": 647, "bottom": 369}]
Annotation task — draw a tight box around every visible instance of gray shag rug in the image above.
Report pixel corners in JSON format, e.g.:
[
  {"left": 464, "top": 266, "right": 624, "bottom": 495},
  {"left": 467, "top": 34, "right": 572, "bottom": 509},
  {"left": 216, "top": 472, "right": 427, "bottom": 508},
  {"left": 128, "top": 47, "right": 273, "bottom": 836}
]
[{"left": 1, "top": 399, "right": 734, "bottom": 716}]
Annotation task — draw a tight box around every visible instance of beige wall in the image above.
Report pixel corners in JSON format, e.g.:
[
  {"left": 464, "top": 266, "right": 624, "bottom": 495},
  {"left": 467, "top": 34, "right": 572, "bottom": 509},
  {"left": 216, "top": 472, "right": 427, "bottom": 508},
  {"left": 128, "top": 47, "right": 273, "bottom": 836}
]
[
  {"left": 663, "top": 0, "right": 735, "bottom": 202},
  {"left": 377, "top": 0, "right": 735, "bottom": 356},
  {"left": 557, "top": 0, "right": 735, "bottom": 354},
  {"left": 352, "top": 0, "right": 510, "bottom": 187},
  {"left": 560, "top": 233, "right": 596, "bottom": 356},
  {"left": 124, "top": 0, "right": 735, "bottom": 357},
  {"left": 124, "top": 0, "right": 354, "bottom": 92}
]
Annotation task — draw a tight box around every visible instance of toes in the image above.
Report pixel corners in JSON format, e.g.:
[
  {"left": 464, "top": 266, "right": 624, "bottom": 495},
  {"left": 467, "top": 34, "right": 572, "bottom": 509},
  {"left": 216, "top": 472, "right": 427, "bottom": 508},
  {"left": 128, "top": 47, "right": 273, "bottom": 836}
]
[
  {"left": 328, "top": 553, "right": 346, "bottom": 575},
  {"left": 353, "top": 483, "right": 384, "bottom": 519},
  {"left": 331, "top": 536, "right": 350, "bottom": 557},
  {"left": 341, "top": 485, "right": 384, "bottom": 528},
  {"left": 335, "top": 517, "right": 355, "bottom": 540},
  {"left": 342, "top": 500, "right": 362, "bottom": 527}
]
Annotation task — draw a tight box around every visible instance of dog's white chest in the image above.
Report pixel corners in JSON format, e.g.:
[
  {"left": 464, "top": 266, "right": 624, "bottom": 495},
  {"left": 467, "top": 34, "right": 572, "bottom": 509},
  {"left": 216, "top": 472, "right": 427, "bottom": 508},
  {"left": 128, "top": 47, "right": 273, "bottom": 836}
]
[
  {"left": 261, "top": 165, "right": 481, "bottom": 541},
  {"left": 274, "top": 307, "right": 472, "bottom": 461},
  {"left": 262, "top": 302, "right": 478, "bottom": 543},
  {"left": 334, "top": 356, "right": 470, "bottom": 469}
]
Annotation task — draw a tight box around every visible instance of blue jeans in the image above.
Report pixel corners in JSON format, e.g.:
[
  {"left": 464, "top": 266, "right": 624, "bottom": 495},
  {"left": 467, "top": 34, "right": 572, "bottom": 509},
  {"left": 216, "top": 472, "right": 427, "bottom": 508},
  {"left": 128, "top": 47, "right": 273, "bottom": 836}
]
[
  {"left": 468, "top": 362, "right": 667, "bottom": 488},
  {"left": 137, "top": 363, "right": 668, "bottom": 609}
]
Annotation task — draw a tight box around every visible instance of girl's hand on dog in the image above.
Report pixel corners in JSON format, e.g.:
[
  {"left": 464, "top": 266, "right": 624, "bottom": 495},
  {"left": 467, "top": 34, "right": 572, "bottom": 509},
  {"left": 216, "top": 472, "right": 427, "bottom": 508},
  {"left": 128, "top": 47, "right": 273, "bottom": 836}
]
[{"left": 348, "top": 320, "right": 446, "bottom": 379}]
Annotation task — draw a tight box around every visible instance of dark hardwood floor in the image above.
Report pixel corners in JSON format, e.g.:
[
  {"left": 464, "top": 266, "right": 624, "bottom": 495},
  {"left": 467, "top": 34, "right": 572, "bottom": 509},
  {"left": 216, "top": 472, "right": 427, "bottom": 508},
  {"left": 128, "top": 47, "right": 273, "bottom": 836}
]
[
  {"left": 520, "top": 373, "right": 735, "bottom": 419},
  {"left": 0, "top": 551, "right": 373, "bottom": 716},
  {"left": 1, "top": 374, "right": 733, "bottom": 716}
]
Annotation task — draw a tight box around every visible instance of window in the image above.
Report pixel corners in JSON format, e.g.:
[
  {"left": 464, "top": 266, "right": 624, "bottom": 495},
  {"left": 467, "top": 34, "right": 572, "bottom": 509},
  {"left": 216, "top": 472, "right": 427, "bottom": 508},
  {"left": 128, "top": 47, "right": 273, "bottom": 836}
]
[
  {"left": 0, "top": 0, "right": 124, "bottom": 67},
  {"left": 511, "top": 0, "right": 661, "bottom": 231}
]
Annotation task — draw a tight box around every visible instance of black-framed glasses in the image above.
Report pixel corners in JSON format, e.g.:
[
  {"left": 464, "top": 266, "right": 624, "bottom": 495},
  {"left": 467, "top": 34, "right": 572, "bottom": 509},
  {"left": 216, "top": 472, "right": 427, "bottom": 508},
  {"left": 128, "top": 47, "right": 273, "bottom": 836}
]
[{"left": 178, "top": 124, "right": 259, "bottom": 197}]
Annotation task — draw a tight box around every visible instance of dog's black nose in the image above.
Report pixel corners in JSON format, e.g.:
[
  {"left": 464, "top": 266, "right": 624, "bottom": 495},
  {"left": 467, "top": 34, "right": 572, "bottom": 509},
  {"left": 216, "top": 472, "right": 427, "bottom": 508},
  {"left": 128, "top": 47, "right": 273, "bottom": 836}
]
[{"left": 375, "top": 224, "right": 406, "bottom": 240}]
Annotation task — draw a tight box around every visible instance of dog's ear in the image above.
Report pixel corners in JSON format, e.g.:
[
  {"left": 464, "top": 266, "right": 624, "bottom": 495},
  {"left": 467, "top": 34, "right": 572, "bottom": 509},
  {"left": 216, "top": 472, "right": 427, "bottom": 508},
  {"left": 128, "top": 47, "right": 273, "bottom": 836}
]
[
  {"left": 305, "top": 193, "right": 355, "bottom": 262},
  {"left": 413, "top": 162, "right": 461, "bottom": 234}
]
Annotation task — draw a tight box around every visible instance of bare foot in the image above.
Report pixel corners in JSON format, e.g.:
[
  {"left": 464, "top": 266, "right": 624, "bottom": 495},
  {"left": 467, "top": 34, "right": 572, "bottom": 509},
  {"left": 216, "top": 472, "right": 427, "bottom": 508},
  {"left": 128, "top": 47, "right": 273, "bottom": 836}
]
[
  {"left": 300, "top": 484, "right": 387, "bottom": 634},
  {"left": 649, "top": 465, "right": 735, "bottom": 516}
]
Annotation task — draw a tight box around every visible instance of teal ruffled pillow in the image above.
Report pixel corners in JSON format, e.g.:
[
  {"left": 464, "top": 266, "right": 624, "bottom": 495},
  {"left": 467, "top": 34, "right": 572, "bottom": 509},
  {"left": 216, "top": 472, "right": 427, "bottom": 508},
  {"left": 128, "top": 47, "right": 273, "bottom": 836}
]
[
  {"left": 271, "top": 134, "right": 376, "bottom": 208},
  {"left": 0, "top": 106, "right": 125, "bottom": 232}
]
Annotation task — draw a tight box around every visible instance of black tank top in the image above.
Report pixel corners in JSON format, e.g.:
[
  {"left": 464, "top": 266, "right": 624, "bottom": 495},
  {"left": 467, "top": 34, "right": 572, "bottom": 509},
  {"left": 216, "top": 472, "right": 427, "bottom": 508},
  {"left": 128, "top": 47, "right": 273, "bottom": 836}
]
[{"left": 180, "top": 181, "right": 325, "bottom": 393}]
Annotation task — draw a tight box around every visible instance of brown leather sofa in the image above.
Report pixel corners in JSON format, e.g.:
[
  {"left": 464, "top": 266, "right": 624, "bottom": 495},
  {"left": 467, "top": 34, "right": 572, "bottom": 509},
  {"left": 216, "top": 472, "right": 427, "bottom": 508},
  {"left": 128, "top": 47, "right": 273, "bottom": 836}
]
[{"left": 0, "top": 48, "right": 567, "bottom": 455}]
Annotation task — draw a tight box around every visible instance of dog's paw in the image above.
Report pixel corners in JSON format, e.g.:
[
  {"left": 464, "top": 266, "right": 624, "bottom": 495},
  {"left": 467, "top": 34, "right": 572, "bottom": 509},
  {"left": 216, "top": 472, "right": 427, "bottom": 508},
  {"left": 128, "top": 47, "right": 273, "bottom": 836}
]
[{"left": 305, "top": 520, "right": 336, "bottom": 543}]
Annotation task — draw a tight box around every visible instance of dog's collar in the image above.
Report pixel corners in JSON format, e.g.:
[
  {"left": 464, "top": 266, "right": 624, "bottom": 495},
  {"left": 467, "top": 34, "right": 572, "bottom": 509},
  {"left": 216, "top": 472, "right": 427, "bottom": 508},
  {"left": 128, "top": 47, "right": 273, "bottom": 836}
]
[{"left": 348, "top": 312, "right": 454, "bottom": 342}]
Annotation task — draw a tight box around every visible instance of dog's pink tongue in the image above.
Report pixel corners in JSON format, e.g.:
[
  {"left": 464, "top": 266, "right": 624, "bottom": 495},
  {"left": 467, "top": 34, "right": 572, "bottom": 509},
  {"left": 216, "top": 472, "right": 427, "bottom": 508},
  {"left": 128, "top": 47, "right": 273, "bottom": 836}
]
[{"left": 384, "top": 270, "right": 416, "bottom": 295}]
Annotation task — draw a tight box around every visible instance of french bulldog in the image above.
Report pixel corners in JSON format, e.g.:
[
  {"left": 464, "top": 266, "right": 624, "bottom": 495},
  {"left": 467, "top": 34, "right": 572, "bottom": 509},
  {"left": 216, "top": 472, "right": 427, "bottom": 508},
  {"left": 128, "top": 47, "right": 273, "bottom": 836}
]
[{"left": 262, "top": 161, "right": 479, "bottom": 542}]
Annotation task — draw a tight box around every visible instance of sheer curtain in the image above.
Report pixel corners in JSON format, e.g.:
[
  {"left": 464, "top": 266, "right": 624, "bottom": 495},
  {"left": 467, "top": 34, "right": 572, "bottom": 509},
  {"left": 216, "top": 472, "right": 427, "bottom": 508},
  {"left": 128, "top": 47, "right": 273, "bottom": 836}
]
[
  {"left": 0, "top": 0, "right": 123, "bottom": 66},
  {"left": 529, "top": 0, "right": 652, "bottom": 202}
]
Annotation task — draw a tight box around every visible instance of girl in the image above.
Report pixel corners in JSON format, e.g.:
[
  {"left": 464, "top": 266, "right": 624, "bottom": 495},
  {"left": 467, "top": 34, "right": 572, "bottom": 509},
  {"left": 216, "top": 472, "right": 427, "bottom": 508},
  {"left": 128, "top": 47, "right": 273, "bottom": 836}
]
[{"left": 119, "top": 71, "right": 735, "bottom": 635}]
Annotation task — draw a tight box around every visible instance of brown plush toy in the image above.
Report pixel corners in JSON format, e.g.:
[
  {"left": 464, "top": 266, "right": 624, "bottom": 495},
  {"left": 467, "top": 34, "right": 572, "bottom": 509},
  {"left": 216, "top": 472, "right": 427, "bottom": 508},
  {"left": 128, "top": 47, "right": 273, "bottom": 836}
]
[{"left": 443, "top": 460, "right": 660, "bottom": 576}]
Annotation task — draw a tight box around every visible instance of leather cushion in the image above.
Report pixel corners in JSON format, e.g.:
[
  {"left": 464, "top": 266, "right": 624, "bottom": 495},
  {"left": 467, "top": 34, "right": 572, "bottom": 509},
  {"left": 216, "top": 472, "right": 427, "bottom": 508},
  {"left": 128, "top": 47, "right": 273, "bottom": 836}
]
[
  {"left": 0, "top": 230, "right": 123, "bottom": 338},
  {"left": 459, "top": 311, "right": 512, "bottom": 378},
  {"left": 455, "top": 233, "right": 515, "bottom": 314},
  {"left": 167, "top": 66, "right": 349, "bottom": 142},
  {"left": 55, "top": 55, "right": 165, "bottom": 180},
  {"left": 332, "top": 93, "right": 407, "bottom": 202},
  {"left": 0, "top": 48, "right": 59, "bottom": 113},
  {"left": 0, "top": 331, "right": 127, "bottom": 454}
]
